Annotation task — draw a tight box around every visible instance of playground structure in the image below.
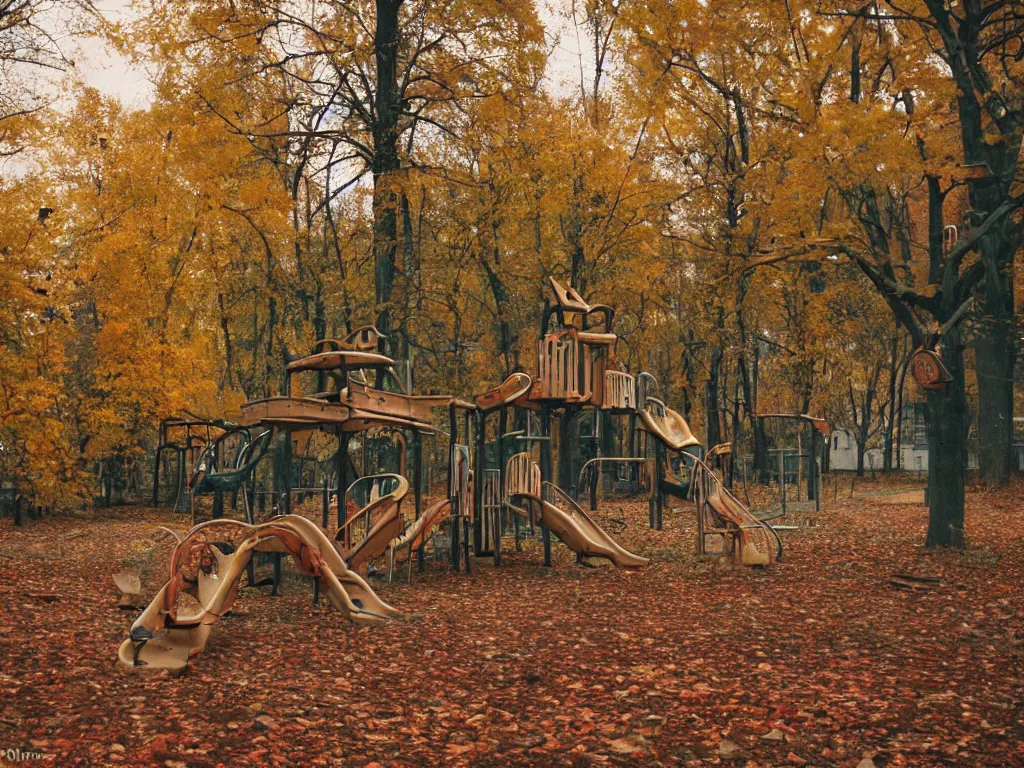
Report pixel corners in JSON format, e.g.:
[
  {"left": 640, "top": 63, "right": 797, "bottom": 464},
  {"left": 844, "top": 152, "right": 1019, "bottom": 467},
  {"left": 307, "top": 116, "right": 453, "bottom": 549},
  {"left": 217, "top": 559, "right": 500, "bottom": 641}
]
[
  {"left": 746, "top": 413, "right": 831, "bottom": 519},
  {"left": 152, "top": 416, "right": 228, "bottom": 514},
  {"left": 119, "top": 515, "right": 400, "bottom": 672},
  {"left": 123, "top": 279, "right": 783, "bottom": 670}
]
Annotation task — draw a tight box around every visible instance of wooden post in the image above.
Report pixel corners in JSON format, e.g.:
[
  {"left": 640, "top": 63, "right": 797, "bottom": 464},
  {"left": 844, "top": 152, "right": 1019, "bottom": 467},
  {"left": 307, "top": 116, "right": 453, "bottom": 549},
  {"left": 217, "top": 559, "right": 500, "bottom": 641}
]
[
  {"left": 540, "top": 405, "right": 553, "bottom": 567},
  {"left": 463, "top": 408, "right": 473, "bottom": 574}
]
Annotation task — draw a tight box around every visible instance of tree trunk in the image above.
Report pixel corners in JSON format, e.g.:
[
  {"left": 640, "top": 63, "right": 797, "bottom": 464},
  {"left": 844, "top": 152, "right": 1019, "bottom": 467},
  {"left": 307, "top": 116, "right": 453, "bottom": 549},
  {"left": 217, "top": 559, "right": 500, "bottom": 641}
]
[
  {"left": 704, "top": 344, "right": 722, "bottom": 449},
  {"left": 924, "top": 327, "right": 968, "bottom": 548},
  {"left": 975, "top": 280, "right": 1015, "bottom": 484},
  {"left": 371, "top": 0, "right": 403, "bottom": 352},
  {"left": 883, "top": 335, "right": 897, "bottom": 472}
]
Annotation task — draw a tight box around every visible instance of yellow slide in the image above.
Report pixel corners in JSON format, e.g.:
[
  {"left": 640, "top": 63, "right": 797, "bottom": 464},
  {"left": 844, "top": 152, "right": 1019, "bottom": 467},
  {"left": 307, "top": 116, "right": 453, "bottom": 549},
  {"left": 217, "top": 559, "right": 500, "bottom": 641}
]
[
  {"left": 118, "top": 516, "right": 399, "bottom": 672},
  {"left": 509, "top": 483, "right": 649, "bottom": 569}
]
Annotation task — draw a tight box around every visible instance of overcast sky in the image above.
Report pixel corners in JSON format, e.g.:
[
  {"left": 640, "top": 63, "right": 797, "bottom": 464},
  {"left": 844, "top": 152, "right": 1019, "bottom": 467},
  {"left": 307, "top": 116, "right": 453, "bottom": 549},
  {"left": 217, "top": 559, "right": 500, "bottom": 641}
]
[{"left": 68, "top": 0, "right": 593, "bottom": 109}]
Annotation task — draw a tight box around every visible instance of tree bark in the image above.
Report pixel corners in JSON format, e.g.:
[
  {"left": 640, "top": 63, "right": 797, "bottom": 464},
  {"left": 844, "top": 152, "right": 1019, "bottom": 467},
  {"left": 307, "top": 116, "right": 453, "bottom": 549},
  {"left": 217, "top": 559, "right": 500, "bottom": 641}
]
[
  {"left": 372, "top": 0, "right": 403, "bottom": 353},
  {"left": 704, "top": 344, "right": 722, "bottom": 449},
  {"left": 925, "top": 326, "right": 968, "bottom": 548},
  {"left": 975, "top": 270, "right": 1016, "bottom": 484}
]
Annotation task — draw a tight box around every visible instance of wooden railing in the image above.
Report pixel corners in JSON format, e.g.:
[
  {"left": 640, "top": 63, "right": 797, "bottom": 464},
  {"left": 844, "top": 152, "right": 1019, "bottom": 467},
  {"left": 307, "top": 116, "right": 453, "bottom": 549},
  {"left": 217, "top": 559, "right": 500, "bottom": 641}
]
[
  {"left": 538, "top": 331, "right": 585, "bottom": 401},
  {"left": 504, "top": 451, "right": 541, "bottom": 498},
  {"left": 602, "top": 370, "right": 635, "bottom": 409}
]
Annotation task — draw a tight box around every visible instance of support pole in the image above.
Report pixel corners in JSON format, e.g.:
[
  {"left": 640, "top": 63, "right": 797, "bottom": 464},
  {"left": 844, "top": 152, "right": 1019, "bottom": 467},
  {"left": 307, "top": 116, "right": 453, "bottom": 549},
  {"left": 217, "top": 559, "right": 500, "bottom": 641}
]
[
  {"left": 449, "top": 403, "right": 460, "bottom": 572},
  {"left": 412, "top": 430, "right": 424, "bottom": 572},
  {"left": 463, "top": 408, "right": 473, "bottom": 574},
  {"left": 281, "top": 431, "right": 293, "bottom": 516},
  {"left": 337, "top": 430, "right": 349, "bottom": 530},
  {"left": 152, "top": 446, "right": 162, "bottom": 507},
  {"left": 540, "top": 405, "right": 553, "bottom": 567},
  {"left": 473, "top": 409, "right": 486, "bottom": 556},
  {"left": 495, "top": 407, "right": 507, "bottom": 567}
]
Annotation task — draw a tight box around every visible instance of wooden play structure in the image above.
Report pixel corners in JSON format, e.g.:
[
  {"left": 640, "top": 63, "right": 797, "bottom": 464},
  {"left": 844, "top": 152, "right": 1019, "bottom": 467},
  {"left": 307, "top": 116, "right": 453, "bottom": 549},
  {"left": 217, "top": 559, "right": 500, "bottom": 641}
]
[{"left": 122, "top": 279, "right": 783, "bottom": 671}]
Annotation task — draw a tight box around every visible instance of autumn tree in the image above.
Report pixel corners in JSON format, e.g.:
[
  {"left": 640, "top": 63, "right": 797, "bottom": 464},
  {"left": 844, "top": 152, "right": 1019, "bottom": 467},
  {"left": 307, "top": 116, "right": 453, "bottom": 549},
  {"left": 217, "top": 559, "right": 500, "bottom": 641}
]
[{"left": 763, "top": 2, "right": 1021, "bottom": 545}]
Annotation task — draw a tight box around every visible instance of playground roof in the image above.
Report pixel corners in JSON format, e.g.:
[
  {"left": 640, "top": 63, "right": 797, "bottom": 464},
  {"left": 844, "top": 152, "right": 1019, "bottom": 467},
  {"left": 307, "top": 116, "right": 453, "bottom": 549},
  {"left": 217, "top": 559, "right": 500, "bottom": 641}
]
[{"left": 286, "top": 350, "right": 395, "bottom": 373}]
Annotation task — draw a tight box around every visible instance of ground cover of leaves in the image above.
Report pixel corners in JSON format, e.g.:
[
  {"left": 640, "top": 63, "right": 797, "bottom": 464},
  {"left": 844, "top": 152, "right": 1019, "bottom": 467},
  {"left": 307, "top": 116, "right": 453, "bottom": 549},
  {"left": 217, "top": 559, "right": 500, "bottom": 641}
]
[{"left": 1, "top": 479, "right": 1022, "bottom": 767}]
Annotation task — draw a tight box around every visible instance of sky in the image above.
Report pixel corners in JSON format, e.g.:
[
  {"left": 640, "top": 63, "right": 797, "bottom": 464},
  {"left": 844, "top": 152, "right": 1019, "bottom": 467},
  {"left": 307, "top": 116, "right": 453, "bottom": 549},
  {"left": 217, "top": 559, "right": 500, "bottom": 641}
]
[{"left": 66, "top": 0, "right": 594, "bottom": 109}]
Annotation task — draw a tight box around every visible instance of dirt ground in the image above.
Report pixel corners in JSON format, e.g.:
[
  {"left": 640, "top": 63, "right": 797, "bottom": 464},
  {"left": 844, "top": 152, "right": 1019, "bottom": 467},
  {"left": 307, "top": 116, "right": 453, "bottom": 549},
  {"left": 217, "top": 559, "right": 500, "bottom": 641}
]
[{"left": 1, "top": 478, "right": 1023, "bottom": 768}]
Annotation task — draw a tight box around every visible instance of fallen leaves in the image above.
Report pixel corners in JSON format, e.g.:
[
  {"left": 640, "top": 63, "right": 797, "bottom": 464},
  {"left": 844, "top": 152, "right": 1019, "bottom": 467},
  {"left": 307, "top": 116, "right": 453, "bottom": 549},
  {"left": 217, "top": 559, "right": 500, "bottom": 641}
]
[{"left": 1, "top": 483, "right": 1024, "bottom": 766}]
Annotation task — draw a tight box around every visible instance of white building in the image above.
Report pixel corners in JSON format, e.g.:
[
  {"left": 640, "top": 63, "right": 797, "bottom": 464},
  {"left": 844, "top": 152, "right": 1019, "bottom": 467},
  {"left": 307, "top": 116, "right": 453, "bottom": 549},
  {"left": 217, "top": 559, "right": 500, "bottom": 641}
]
[{"left": 829, "top": 428, "right": 885, "bottom": 472}]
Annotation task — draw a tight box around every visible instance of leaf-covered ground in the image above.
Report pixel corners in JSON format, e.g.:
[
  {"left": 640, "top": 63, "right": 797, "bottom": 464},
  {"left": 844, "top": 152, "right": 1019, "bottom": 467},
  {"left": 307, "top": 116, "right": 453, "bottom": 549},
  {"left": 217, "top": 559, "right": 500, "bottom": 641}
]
[{"left": 2, "top": 480, "right": 1023, "bottom": 768}]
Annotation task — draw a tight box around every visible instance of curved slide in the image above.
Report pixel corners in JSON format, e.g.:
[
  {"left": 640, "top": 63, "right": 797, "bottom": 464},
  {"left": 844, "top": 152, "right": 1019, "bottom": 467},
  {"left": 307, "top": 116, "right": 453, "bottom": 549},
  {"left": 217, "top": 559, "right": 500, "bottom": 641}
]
[
  {"left": 334, "top": 475, "right": 409, "bottom": 572},
  {"left": 640, "top": 405, "right": 779, "bottom": 567},
  {"left": 118, "top": 516, "right": 399, "bottom": 672},
  {"left": 509, "top": 483, "right": 649, "bottom": 569},
  {"left": 387, "top": 497, "right": 452, "bottom": 582},
  {"left": 390, "top": 497, "right": 451, "bottom": 559}
]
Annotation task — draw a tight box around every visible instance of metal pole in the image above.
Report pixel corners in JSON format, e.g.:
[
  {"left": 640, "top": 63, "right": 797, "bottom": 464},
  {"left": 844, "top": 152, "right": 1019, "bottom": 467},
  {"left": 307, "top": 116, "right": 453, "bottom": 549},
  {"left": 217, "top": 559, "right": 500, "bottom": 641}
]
[
  {"left": 540, "top": 405, "right": 553, "bottom": 567},
  {"left": 473, "top": 410, "right": 486, "bottom": 556},
  {"left": 412, "top": 430, "right": 424, "bottom": 572},
  {"left": 495, "top": 406, "right": 507, "bottom": 567},
  {"left": 449, "top": 403, "right": 459, "bottom": 572},
  {"left": 779, "top": 449, "right": 787, "bottom": 517}
]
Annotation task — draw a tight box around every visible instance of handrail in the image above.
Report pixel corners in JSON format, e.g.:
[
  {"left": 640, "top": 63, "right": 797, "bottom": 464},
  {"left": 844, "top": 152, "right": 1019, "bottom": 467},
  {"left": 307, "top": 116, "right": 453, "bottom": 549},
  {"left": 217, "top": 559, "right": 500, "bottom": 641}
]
[
  {"left": 344, "top": 472, "right": 404, "bottom": 509},
  {"left": 644, "top": 396, "right": 667, "bottom": 417},
  {"left": 336, "top": 473, "right": 409, "bottom": 551},
  {"left": 575, "top": 456, "right": 646, "bottom": 504},
  {"left": 679, "top": 452, "right": 782, "bottom": 562}
]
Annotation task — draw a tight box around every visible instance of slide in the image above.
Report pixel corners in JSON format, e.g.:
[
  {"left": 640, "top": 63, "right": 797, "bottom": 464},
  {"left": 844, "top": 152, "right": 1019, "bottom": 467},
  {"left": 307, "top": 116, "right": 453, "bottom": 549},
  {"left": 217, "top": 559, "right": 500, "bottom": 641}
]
[
  {"left": 335, "top": 474, "right": 410, "bottom": 572},
  {"left": 703, "top": 483, "right": 781, "bottom": 566},
  {"left": 640, "top": 405, "right": 780, "bottom": 566},
  {"left": 119, "top": 516, "right": 400, "bottom": 672},
  {"left": 508, "top": 483, "right": 649, "bottom": 569},
  {"left": 638, "top": 405, "right": 701, "bottom": 451},
  {"left": 390, "top": 497, "right": 451, "bottom": 559},
  {"left": 387, "top": 497, "right": 452, "bottom": 581}
]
